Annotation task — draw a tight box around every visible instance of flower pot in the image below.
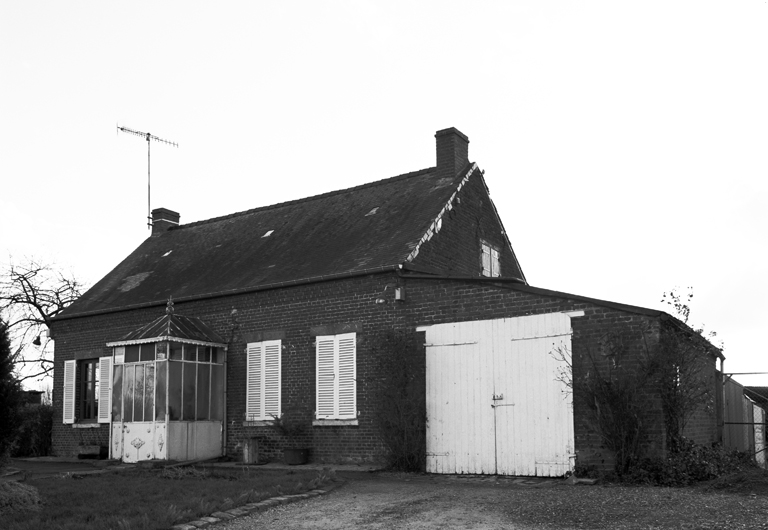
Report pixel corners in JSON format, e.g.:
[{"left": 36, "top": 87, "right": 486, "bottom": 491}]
[{"left": 283, "top": 448, "right": 309, "bottom": 465}]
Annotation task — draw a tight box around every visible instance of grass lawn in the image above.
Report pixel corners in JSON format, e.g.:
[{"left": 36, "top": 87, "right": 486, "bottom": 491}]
[{"left": 5, "top": 465, "right": 333, "bottom": 530}]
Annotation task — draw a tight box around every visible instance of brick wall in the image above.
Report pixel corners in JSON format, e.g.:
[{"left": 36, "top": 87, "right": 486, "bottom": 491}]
[{"left": 50, "top": 272, "right": 718, "bottom": 471}]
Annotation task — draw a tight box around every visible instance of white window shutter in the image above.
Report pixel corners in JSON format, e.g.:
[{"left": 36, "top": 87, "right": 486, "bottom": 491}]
[
  {"left": 481, "top": 243, "right": 491, "bottom": 276},
  {"left": 263, "top": 340, "right": 281, "bottom": 420},
  {"left": 336, "top": 333, "right": 356, "bottom": 419},
  {"left": 491, "top": 247, "right": 500, "bottom": 277},
  {"left": 63, "top": 360, "right": 76, "bottom": 424},
  {"left": 246, "top": 343, "right": 263, "bottom": 420},
  {"left": 97, "top": 357, "right": 113, "bottom": 423},
  {"left": 316, "top": 337, "right": 336, "bottom": 419}
]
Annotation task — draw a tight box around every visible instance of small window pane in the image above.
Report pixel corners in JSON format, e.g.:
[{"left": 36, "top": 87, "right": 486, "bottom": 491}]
[
  {"left": 125, "top": 345, "right": 140, "bottom": 363},
  {"left": 182, "top": 363, "right": 196, "bottom": 420},
  {"left": 169, "top": 342, "right": 183, "bottom": 361},
  {"left": 124, "top": 365, "right": 135, "bottom": 422},
  {"left": 200, "top": 347, "right": 211, "bottom": 363},
  {"left": 135, "top": 364, "right": 145, "bottom": 422},
  {"left": 112, "top": 365, "right": 123, "bottom": 422},
  {"left": 155, "top": 361, "right": 167, "bottom": 421},
  {"left": 168, "top": 361, "right": 182, "bottom": 421},
  {"left": 196, "top": 364, "right": 210, "bottom": 420},
  {"left": 140, "top": 344, "right": 155, "bottom": 362},
  {"left": 211, "top": 348, "right": 222, "bottom": 364},
  {"left": 183, "top": 345, "right": 196, "bottom": 362},
  {"left": 144, "top": 364, "right": 155, "bottom": 421},
  {"left": 211, "top": 364, "right": 224, "bottom": 420}
]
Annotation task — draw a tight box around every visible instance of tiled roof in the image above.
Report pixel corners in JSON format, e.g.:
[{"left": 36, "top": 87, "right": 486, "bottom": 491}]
[
  {"left": 106, "top": 312, "right": 226, "bottom": 347},
  {"left": 59, "top": 166, "right": 472, "bottom": 318}
]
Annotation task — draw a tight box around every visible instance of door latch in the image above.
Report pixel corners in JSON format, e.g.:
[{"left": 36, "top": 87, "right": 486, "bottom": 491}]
[{"left": 492, "top": 393, "right": 504, "bottom": 401}]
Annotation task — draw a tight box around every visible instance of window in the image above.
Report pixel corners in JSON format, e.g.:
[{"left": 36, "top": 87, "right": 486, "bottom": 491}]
[
  {"left": 63, "top": 357, "right": 112, "bottom": 424},
  {"left": 246, "top": 340, "right": 281, "bottom": 421},
  {"left": 316, "top": 333, "right": 356, "bottom": 420},
  {"left": 481, "top": 240, "right": 500, "bottom": 277}
]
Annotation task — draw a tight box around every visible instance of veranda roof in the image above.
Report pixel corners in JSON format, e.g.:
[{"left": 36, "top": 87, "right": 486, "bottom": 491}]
[{"left": 106, "top": 312, "right": 226, "bottom": 347}]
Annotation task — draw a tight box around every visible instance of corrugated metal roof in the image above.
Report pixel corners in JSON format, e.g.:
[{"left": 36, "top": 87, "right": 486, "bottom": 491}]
[
  {"left": 106, "top": 313, "right": 226, "bottom": 347},
  {"left": 59, "top": 165, "right": 482, "bottom": 318}
]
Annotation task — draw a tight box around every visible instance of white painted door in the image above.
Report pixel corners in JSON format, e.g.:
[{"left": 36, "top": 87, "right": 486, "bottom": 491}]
[
  {"left": 425, "top": 313, "right": 575, "bottom": 476},
  {"left": 121, "top": 361, "right": 157, "bottom": 463}
]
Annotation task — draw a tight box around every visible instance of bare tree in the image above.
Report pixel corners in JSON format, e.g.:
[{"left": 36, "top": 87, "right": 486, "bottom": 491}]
[{"left": 0, "top": 258, "right": 83, "bottom": 384}]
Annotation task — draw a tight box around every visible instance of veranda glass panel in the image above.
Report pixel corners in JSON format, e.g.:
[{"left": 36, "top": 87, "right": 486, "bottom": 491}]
[
  {"left": 169, "top": 342, "right": 183, "bottom": 361},
  {"left": 125, "top": 345, "right": 140, "bottom": 363},
  {"left": 211, "top": 364, "right": 224, "bottom": 421},
  {"left": 143, "top": 364, "right": 155, "bottom": 421},
  {"left": 182, "top": 362, "right": 196, "bottom": 420},
  {"left": 183, "top": 345, "right": 196, "bottom": 362},
  {"left": 168, "top": 361, "right": 182, "bottom": 421},
  {"left": 196, "top": 364, "right": 210, "bottom": 420},
  {"left": 135, "top": 364, "right": 145, "bottom": 422},
  {"left": 140, "top": 344, "right": 154, "bottom": 362},
  {"left": 112, "top": 364, "right": 123, "bottom": 422},
  {"left": 200, "top": 347, "right": 211, "bottom": 363},
  {"left": 123, "top": 365, "right": 135, "bottom": 422},
  {"left": 155, "top": 361, "right": 167, "bottom": 421}
]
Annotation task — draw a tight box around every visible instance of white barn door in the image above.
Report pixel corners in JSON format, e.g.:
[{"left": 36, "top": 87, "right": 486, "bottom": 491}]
[{"left": 424, "top": 313, "right": 576, "bottom": 476}]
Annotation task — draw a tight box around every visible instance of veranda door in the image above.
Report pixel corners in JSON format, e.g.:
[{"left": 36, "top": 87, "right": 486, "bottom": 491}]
[
  {"left": 423, "top": 313, "right": 577, "bottom": 476},
  {"left": 113, "top": 361, "right": 168, "bottom": 463}
]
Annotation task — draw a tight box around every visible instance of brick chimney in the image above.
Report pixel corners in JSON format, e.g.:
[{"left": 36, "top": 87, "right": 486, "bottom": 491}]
[
  {"left": 435, "top": 127, "right": 469, "bottom": 179},
  {"left": 151, "top": 208, "right": 180, "bottom": 235}
]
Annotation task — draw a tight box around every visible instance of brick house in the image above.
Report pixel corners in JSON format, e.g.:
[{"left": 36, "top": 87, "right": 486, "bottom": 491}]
[{"left": 49, "top": 128, "right": 723, "bottom": 474}]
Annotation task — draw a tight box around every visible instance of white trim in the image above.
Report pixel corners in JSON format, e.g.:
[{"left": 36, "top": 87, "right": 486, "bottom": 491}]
[
  {"left": 564, "top": 310, "right": 585, "bottom": 318},
  {"left": 106, "top": 336, "right": 226, "bottom": 347}
]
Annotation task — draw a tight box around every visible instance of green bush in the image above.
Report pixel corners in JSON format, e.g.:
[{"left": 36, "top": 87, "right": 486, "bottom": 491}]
[
  {"left": 624, "top": 438, "right": 754, "bottom": 486},
  {"left": 12, "top": 404, "right": 53, "bottom": 457}
]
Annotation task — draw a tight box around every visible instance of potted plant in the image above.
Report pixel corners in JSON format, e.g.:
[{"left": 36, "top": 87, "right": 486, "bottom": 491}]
[{"left": 270, "top": 408, "right": 310, "bottom": 465}]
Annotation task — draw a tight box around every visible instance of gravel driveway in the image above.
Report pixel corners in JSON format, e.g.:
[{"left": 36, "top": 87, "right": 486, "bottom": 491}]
[{"left": 214, "top": 471, "right": 768, "bottom": 530}]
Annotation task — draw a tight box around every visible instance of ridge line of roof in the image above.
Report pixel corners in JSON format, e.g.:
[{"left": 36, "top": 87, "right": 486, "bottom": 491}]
[{"left": 175, "top": 166, "right": 437, "bottom": 230}]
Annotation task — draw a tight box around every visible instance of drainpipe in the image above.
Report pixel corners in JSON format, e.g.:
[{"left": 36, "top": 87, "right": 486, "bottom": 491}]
[{"left": 222, "top": 346, "right": 228, "bottom": 458}]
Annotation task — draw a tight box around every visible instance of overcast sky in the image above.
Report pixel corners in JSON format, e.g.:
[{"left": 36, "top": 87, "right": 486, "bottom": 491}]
[{"left": 2, "top": 1, "right": 766, "bottom": 388}]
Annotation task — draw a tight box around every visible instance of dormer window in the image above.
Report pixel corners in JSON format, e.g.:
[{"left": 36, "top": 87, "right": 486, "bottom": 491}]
[{"left": 481, "top": 240, "right": 500, "bottom": 277}]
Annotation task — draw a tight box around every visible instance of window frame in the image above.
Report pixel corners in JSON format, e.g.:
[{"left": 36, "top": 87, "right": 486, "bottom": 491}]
[
  {"left": 245, "top": 340, "right": 282, "bottom": 422},
  {"left": 315, "top": 332, "right": 357, "bottom": 421},
  {"left": 481, "top": 239, "right": 501, "bottom": 278},
  {"left": 63, "top": 357, "right": 112, "bottom": 425}
]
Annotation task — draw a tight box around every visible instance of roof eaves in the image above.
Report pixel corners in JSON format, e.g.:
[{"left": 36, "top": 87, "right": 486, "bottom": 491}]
[
  {"left": 52, "top": 264, "right": 404, "bottom": 322},
  {"left": 404, "top": 163, "right": 478, "bottom": 263},
  {"left": 105, "top": 336, "right": 227, "bottom": 348}
]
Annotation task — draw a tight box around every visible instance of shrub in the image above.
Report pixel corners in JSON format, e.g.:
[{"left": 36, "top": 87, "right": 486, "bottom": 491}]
[
  {"left": 624, "top": 438, "right": 754, "bottom": 486},
  {"left": 12, "top": 404, "right": 53, "bottom": 457}
]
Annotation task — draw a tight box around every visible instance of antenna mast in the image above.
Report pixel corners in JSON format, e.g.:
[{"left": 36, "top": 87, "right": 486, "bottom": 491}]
[{"left": 117, "top": 125, "right": 178, "bottom": 229}]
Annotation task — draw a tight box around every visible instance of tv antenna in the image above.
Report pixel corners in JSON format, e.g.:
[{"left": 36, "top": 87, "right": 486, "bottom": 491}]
[{"left": 117, "top": 125, "right": 178, "bottom": 229}]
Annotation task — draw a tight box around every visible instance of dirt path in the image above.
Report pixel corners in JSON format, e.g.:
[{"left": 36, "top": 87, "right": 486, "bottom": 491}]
[
  {"left": 218, "top": 473, "right": 544, "bottom": 530},
  {"left": 215, "top": 472, "right": 768, "bottom": 530}
]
